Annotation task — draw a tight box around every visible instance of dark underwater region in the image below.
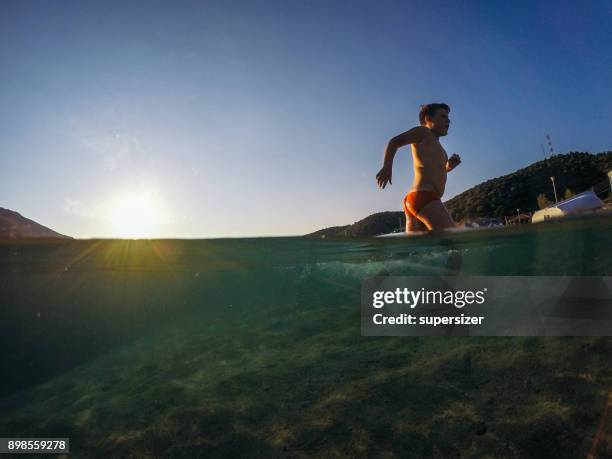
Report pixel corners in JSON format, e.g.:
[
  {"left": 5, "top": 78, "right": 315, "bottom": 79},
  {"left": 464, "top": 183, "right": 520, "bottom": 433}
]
[{"left": 1, "top": 215, "right": 611, "bottom": 458}]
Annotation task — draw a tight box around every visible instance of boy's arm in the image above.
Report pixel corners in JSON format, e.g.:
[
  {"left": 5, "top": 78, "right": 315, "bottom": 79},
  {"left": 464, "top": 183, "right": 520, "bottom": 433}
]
[
  {"left": 446, "top": 153, "right": 462, "bottom": 172},
  {"left": 377, "top": 126, "right": 429, "bottom": 189},
  {"left": 382, "top": 126, "right": 429, "bottom": 167}
]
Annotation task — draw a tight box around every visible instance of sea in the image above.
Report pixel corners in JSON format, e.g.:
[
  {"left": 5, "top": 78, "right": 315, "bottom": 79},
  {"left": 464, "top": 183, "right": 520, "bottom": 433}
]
[{"left": 0, "top": 215, "right": 611, "bottom": 458}]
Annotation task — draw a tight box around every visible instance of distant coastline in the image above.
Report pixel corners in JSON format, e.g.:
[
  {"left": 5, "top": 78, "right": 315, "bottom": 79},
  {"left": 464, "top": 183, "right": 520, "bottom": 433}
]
[{"left": 306, "top": 151, "right": 612, "bottom": 237}]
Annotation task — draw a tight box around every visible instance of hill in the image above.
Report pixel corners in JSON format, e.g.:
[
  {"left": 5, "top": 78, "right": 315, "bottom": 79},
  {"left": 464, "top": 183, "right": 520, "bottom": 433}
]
[
  {"left": 445, "top": 151, "right": 612, "bottom": 221},
  {"left": 306, "top": 213, "right": 401, "bottom": 238},
  {"left": 306, "top": 151, "right": 612, "bottom": 237},
  {"left": 0, "top": 207, "right": 71, "bottom": 239}
]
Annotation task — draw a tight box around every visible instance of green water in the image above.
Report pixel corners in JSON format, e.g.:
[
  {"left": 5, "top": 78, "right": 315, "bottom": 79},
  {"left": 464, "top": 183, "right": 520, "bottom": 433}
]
[{"left": 0, "top": 216, "right": 611, "bottom": 458}]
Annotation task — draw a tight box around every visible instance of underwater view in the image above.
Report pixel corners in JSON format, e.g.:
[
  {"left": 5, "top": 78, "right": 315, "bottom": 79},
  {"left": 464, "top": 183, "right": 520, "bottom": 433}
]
[{"left": 1, "top": 215, "right": 611, "bottom": 458}]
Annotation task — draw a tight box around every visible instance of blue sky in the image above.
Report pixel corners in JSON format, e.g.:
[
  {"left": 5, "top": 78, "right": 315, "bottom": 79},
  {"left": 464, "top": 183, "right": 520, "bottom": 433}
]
[{"left": 1, "top": 0, "right": 611, "bottom": 237}]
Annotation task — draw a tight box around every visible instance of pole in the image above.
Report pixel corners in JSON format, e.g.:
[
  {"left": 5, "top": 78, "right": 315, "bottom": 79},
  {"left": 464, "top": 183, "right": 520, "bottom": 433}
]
[
  {"left": 517, "top": 209, "right": 520, "bottom": 224},
  {"left": 550, "top": 176, "right": 558, "bottom": 205}
]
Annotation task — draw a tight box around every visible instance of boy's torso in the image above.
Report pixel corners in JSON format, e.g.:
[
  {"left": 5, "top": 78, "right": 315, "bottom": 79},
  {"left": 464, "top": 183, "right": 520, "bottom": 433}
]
[{"left": 409, "top": 131, "right": 448, "bottom": 197}]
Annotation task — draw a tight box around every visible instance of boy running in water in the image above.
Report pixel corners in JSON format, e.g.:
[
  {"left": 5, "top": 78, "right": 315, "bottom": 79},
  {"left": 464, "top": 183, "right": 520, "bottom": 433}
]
[{"left": 376, "top": 103, "right": 461, "bottom": 232}]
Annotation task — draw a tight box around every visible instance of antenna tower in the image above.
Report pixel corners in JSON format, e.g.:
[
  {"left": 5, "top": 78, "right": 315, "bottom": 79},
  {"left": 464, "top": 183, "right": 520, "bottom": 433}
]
[{"left": 545, "top": 134, "right": 555, "bottom": 156}]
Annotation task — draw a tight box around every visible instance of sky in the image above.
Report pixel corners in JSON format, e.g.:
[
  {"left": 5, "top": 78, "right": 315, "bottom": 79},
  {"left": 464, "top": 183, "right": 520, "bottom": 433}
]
[{"left": 1, "top": 0, "right": 611, "bottom": 238}]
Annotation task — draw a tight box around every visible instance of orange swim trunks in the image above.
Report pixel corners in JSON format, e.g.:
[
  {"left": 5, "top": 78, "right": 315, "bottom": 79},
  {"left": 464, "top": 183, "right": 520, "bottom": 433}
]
[{"left": 403, "top": 190, "right": 440, "bottom": 218}]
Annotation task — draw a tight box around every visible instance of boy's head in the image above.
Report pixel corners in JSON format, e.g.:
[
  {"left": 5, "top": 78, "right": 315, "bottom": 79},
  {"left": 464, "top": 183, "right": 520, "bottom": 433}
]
[{"left": 419, "top": 103, "right": 450, "bottom": 136}]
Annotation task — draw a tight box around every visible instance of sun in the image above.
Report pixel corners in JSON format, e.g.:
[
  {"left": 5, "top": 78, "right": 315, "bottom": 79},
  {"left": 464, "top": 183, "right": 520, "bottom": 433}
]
[{"left": 108, "top": 192, "right": 165, "bottom": 238}]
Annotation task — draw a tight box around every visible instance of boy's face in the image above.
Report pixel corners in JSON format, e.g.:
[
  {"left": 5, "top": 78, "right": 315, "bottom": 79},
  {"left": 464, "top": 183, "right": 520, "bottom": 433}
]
[{"left": 425, "top": 108, "right": 450, "bottom": 136}]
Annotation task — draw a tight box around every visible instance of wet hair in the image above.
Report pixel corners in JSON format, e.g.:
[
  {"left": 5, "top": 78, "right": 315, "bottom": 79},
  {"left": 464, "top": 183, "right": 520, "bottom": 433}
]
[{"left": 419, "top": 103, "right": 450, "bottom": 126}]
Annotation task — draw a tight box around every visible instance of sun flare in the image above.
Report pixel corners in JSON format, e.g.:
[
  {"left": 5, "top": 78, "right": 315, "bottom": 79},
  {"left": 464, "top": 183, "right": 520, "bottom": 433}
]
[{"left": 108, "top": 192, "right": 165, "bottom": 238}]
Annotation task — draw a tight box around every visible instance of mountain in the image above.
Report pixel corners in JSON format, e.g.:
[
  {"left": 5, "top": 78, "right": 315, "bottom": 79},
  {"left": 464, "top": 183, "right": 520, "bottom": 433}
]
[
  {"left": 307, "top": 212, "right": 401, "bottom": 238},
  {"left": 445, "top": 151, "right": 612, "bottom": 221},
  {"left": 0, "top": 207, "right": 71, "bottom": 239},
  {"left": 306, "top": 151, "right": 612, "bottom": 237}
]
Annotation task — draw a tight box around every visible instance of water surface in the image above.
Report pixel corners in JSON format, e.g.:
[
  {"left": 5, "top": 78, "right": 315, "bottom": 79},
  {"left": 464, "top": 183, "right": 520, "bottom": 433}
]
[{"left": 1, "top": 216, "right": 611, "bottom": 457}]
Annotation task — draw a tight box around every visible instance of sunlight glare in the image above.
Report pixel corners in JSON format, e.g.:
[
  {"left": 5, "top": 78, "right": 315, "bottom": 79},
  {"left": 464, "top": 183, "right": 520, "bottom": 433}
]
[{"left": 108, "top": 192, "right": 165, "bottom": 238}]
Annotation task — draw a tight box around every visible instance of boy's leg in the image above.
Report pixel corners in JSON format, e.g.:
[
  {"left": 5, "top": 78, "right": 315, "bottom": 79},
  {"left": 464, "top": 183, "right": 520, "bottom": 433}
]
[
  {"left": 406, "top": 212, "right": 427, "bottom": 232},
  {"left": 416, "top": 200, "right": 456, "bottom": 231},
  {"left": 403, "top": 193, "right": 427, "bottom": 232}
]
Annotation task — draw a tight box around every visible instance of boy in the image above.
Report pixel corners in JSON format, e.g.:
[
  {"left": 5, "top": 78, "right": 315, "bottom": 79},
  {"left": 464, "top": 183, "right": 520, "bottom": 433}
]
[{"left": 376, "top": 103, "right": 461, "bottom": 232}]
